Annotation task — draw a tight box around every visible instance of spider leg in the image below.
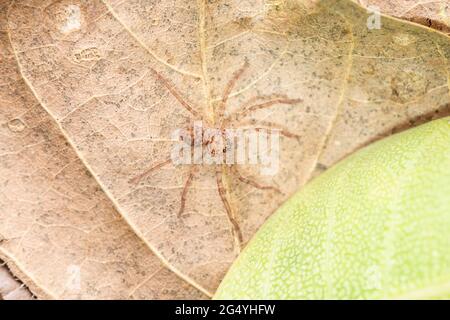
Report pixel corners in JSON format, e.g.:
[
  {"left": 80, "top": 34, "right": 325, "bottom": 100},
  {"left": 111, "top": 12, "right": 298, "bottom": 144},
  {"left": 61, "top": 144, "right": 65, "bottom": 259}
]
[
  {"left": 129, "top": 158, "right": 172, "bottom": 185},
  {"left": 218, "top": 61, "right": 249, "bottom": 124},
  {"left": 178, "top": 167, "right": 196, "bottom": 217},
  {"left": 240, "top": 121, "right": 301, "bottom": 140},
  {"left": 233, "top": 97, "right": 302, "bottom": 120},
  {"left": 150, "top": 67, "right": 201, "bottom": 118},
  {"left": 216, "top": 167, "right": 243, "bottom": 247},
  {"left": 231, "top": 166, "right": 283, "bottom": 194},
  {"left": 237, "top": 94, "right": 289, "bottom": 111}
]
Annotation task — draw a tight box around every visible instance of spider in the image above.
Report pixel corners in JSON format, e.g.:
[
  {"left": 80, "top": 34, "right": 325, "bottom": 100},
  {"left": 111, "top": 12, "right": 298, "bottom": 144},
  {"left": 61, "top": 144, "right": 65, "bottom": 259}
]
[{"left": 129, "top": 62, "right": 302, "bottom": 243}]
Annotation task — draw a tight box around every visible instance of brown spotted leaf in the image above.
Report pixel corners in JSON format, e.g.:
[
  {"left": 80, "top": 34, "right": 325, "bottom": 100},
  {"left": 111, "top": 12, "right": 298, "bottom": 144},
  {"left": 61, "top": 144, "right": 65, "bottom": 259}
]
[
  {"left": 358, "top": 0, "right": 450, "bottom": 34},
  {"left": 3, "top": 0, "right": 450, "bottom": 297},
  {"left": 0, "top": 1, "right": 205, "bottom": 299},
  {"left": 0, "top": 261, "right": 33, "bottom": 300}
]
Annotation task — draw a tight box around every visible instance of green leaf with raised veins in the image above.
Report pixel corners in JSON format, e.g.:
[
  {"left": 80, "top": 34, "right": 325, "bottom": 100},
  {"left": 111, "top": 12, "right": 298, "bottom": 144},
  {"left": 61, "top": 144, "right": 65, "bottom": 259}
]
[{"left": 215, "top": 118, "right": 450, "bottom": 300}]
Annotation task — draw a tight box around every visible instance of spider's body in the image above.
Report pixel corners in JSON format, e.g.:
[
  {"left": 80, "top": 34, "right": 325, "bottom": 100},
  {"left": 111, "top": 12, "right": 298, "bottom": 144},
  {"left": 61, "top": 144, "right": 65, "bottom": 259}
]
[{"left": 130, "top": 62, "right": 302, "bottom": 246}]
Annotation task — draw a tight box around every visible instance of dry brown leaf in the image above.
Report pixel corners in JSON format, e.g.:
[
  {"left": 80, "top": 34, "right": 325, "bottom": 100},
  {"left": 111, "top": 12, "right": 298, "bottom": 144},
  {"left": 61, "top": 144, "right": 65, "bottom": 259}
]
[
  {"left": 1, "top": 0, "right": 450, "bottom": 298},
  {"left": 0, "top": 1, "right": 205, "bottom": 299},
  {"left": 0, "top": 261, "right": 33, "bottom": 300},
  {"left": 313, "top": 0, "right": 450, "bottom": 175},
  {"left": 358, "top": 0, "right": 450, "bottom": 34}
]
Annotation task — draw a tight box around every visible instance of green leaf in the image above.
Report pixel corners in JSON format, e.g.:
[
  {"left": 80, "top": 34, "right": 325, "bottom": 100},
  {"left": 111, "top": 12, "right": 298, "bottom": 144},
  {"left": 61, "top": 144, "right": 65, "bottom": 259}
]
[{"left": 215, "top": 117, "right": 450, "bottom": 299}]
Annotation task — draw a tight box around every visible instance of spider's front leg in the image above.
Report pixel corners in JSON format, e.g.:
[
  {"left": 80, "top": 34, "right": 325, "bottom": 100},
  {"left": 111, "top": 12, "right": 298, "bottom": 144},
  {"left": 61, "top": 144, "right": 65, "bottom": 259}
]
[
  {"left": 240, "top": 120, "right": 301, "bottom": 140},
  {"left": 129, "top": 158, "right": 172, "bottom": 185},
  {"left": 224, "top": 95, "right": 303, "bottom": 125},
  {"left": 217, "top": 61, "right": 249, "bottom": 127}
]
